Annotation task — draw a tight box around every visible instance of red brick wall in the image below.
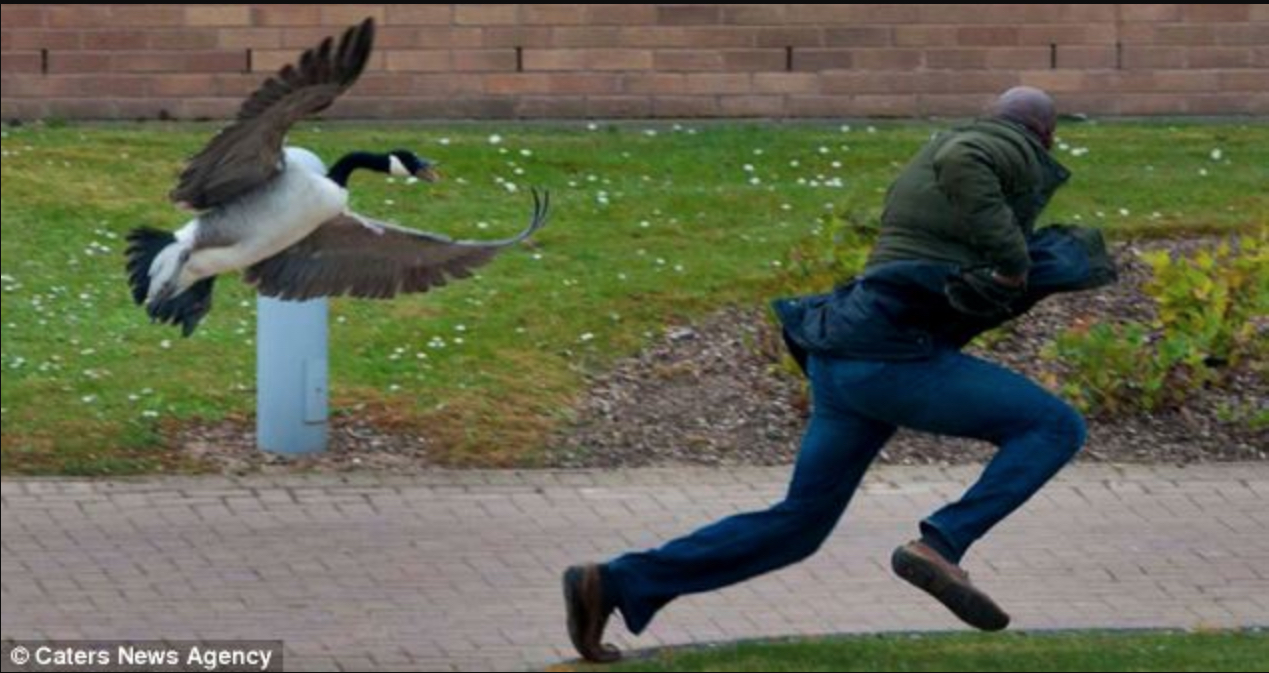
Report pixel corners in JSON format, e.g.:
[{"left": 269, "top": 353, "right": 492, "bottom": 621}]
[{"left": 2, "top": 4, "right": 1266, "bottom": 120}]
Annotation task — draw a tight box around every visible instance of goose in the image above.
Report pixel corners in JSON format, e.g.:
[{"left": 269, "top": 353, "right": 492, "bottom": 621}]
[{"left": 125, "top": 17, "right": 548, "bottom": 336}]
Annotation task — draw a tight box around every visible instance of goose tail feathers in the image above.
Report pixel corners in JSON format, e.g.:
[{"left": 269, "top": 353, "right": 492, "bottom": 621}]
[{"left": 125, "top": 228, "right": 217, "bottom": 337}]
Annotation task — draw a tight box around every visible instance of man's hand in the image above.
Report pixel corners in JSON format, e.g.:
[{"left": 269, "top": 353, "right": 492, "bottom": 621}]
[
  {"left": 945, "top": 268, "right": 1026, "bottom": 318},
  {"left": 990, "top": 271, "right": 1027, "bottom": 288}
]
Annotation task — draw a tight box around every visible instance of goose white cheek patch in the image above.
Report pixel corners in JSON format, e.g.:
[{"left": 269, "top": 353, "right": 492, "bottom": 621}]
[{"left": 388, "top": 155, "right": 409, "bottom": 177}]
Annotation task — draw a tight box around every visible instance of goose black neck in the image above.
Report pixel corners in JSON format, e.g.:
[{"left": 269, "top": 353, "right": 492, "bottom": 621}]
[{"left": 327, "top": 151, "right": 390, "bottom": 187}]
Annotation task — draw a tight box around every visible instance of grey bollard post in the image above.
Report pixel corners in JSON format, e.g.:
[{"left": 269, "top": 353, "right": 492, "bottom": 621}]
[{"left": 257, "top": 295, "right": 329, "bottom": 455}]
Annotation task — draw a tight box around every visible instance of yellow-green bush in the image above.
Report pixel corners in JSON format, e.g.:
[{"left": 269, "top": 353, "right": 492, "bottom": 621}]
[{"left": 1047, "top": 231, "right": 1267, "bottom": 417}]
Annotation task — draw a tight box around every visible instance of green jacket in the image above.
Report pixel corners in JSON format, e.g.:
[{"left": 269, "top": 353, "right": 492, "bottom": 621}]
[{"left": 868, "top": 118, "right": 1071, "bottom": 278}]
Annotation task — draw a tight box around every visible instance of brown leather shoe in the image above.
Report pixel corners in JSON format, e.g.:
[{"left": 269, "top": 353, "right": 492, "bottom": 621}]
[
  {"left": 563, "top": 564, "right": 621, "bottom": 663},
  {"left": 891, "top": 540, "right": 1010, "bottom": 631}
]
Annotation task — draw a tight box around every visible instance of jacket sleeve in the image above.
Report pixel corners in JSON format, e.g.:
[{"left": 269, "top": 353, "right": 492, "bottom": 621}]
[{"left": 932, "top": 138, "right": 1031, "bottom": 278}]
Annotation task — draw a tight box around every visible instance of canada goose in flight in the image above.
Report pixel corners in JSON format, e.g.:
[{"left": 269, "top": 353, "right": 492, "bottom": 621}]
[{"left": 126, "top": 18, "right": 548, "bottom": 336}]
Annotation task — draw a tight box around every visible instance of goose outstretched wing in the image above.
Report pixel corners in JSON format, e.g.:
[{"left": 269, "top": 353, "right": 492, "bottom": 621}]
[
  {"left": 170, "top": 18, "right": 375, "bottom": 211},
  {"left": 245, "top": 189, "right": 550, "bottom": 301}
]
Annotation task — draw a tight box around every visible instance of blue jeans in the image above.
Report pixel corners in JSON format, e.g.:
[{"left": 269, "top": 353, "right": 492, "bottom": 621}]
[{"left": 604, "top": 349, "right": 1086, "bottom": 634}]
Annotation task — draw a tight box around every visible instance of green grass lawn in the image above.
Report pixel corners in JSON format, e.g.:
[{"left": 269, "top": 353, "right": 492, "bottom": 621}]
[
  {"left": 2, "top": 120, "right": 1266, "bottom": 475},
  {"left": 582, "top": 630, "right": 1269, "bottom": 672}
]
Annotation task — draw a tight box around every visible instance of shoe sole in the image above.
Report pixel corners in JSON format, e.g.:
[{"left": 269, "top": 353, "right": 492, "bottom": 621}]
[
  {"left": 562, "top": 566, "right": 621, "bottom": 663},
  {"left": 891, "top": 546, "right": 1010, "bottom": 631},
  {"left": 562, "top": 567, "right": 588, "bottom": 657}
]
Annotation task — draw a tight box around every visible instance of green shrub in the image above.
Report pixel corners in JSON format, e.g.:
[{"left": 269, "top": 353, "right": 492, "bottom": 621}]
[
  {"left": 1141, "top": 233, "right": 1268, "bottom": 366},
  {"left": 1047, "top": 231, "right": 1267, "bottom": 417},
  {"left": 779, "top": 202, "right": 880, "bottom": 295}
]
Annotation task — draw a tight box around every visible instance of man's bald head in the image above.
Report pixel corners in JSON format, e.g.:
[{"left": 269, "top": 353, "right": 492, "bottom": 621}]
[{"left": 989, "top": 86, "right": 1057, "bottom": 149}]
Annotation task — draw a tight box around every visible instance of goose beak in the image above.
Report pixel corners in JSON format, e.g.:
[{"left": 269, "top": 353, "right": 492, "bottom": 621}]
[{"left": 415, "top": 166, "right": 441, "bottom": 183}]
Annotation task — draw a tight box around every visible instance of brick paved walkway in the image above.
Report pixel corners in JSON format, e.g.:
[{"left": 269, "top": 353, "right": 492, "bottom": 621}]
[{"left": 3, "top": 464, "right": 1267, "bottom": 671}]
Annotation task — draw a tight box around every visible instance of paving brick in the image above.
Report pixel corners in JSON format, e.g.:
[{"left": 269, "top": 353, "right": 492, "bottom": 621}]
[{"left": 3, "top": 463, "right": 1266, "bottom": 670}]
